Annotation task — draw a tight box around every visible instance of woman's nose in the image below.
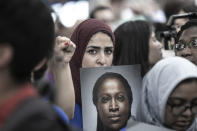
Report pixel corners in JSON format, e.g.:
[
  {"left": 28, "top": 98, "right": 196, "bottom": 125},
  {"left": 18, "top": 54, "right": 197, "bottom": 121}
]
[
  {"left": 182, "top": 108, "right": 193, "bottom": 118},
  {"left": 182, "top": 104, "right": 193, "bottom": 117},
  {"left": 96, "top": 52, "right": 107, "bottom": 66},
  {"left": 109, "top": 99, "right": 119, "bottom": 112},
  {"left": 157, "top": 40, "right": 163, "bottom": 49}
]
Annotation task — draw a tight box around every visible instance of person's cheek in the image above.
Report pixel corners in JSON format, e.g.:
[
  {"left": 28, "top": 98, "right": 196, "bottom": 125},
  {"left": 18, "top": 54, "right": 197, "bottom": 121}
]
[
  {"left": 176, "top": 51, "right": 182, "bottom": 56},
  {"left": 119, "top": 101, "right": 127, "bottom": 112},
  {"left": 107, "top": 55, "right": 113, "bottom": 66},
  {"left": 100, "top": 103, "right": 109, "bottom": 116}
]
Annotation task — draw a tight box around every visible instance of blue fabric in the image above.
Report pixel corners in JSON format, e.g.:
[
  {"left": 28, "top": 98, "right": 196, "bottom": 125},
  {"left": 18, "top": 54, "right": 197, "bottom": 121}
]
[
  {"left": 53, "top": 105, "right": 70, "bottom": 124},
  {"left": 46, "top": 72, "right": 83, "bottom": 129},
  {"left": 120, "top": 127, "right": 126, "bottom": 131},
  {"left": 69, "top": 103, "right": 127, "bottom": 131},
  {"left": 70, "top": 103, "right": 83, "bottom": 130}
]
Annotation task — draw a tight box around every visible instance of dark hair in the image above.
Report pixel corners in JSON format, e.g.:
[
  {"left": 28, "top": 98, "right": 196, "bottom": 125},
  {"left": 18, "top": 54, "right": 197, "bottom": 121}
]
[
  {"left": 90, "top": 6, "right": 111, "bottom": 18},
  {"left": 164, "top": 1, "right": 196, "bottom": 22},
  {"left": 70, "top": 18, "right": 115, "bottom": 106},
  {"left": 177, "top": 19, "right": 197, "bottom": 41},
  {"left": 182, "top": 3, "right": 197, "bottom": 13},
  {"left": 0, "top": 0, "right": 54, "bottom": 83},
  {"left": 113, "top": 20, "right": 151, "bottom": 77},
  {"left": 92, "top": 72, "right": 132, "bottom": 131},
  {"left": 164, "top": 0, "right": 185, "bottom": 21},
  {"left": 154, "top": 22, "right": 169, "bottom": 42}
]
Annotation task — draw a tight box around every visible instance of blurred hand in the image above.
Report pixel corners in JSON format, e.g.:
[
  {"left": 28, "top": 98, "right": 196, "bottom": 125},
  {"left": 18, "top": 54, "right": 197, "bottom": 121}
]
[{"left": 49, "top": 36, "right": 76, "bottom": 67}]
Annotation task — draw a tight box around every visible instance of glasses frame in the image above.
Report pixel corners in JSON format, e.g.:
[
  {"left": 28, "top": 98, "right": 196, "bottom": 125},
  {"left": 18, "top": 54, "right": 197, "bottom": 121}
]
[
  {"left": 175, "top": 38, "right": 197, "bottom": 51},
  {"left": 167, "top": 99, "right": 197, "bottom": 116}
]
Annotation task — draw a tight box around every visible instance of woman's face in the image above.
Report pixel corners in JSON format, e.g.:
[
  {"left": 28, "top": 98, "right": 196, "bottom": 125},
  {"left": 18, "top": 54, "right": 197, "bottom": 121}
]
[
  {"left": 96, "top": 78, "right": 130, "bottom": 130},
  {"left": 148, "top": 32, "right": 163, "bottom": 66},
  {"left": 164, "top": 80, "right": 197, "bottom": 131},
  {"left": 82, "top": 32, "right": 114, "bottom": 68},
  {"left": 174, "top": 10, "right": 189, "bottom": 32}
]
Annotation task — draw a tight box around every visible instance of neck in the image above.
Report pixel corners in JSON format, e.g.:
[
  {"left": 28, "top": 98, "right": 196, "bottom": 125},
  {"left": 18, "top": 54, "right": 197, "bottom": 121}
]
[
  {"left": 0, "top": 70, "right": 20, "bottom": 104},
  {"left": 103, "top": 127, "right": 119, "bottom": 131},
  {"left": 147, "top": 63, "right": 155, "bottom": 73}
]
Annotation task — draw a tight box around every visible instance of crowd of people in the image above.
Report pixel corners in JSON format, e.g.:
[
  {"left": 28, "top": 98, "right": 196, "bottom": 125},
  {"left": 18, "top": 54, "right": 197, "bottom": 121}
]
[{"left": 1, "top": 0, "right": 197, "bottom": 131}]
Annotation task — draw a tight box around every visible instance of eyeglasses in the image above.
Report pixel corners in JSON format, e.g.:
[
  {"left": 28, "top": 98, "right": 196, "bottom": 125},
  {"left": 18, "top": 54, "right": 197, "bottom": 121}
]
[
  {"left": 175, "top": 38, "right": 197, "bottom": 51},
  {"left": 167, "top": 98, "right": 197, "bottom": 116}
]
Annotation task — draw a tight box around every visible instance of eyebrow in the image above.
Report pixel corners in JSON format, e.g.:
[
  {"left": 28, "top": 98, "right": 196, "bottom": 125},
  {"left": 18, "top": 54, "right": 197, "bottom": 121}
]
[
  {"left": 86, "top": 46, "right": 114, "bottom": 49},
  {"left": 100, "top": 91, "right": 126, "bottom": 96},
  {"left": 190, "top": 37, "right": 197, "bottom": 40},
  {"left": 105, "top": 46, "right": 114, "bottom": 49},
  {"left": 168, "top": 97, "right": 185, "bottom": 101},
  {"left": 178, "top": 39, "right": 186, "bottom": 43},
  {"left": 178, "top": 40, "right": 188, "bottom": 45},
  {"left": 169, "top": 97, "right": 197, "bottom": 102},
  {"left": 86, "top": 46, "right": 100, "bottom": 49},
  {"left": 179, "top": 37, "right": 197, "bottom": 43}
]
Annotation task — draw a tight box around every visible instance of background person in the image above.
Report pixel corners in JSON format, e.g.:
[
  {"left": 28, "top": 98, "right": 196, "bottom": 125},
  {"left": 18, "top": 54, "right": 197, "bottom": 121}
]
[
  {"left": 33, "top": 36, "right": 76, "bottom": 121},
  {"left": 138, "top": 57, "right": 197, "bottom": 131},
  {"left": 175, "top": 19, "right": 197, "bottom": 65},
  {"left": 89, "top": 5, "right": 115, "bottom": 28},
  {"left": 0, "top": 0, "right": 72, "bottom": 130},
  {"left": 163, "top": 0, "right": 197, "bottom": 32},
  {"left": 70, "top": 18, "right": 115, "bottom": 129},
  {"left": 113, "top": 20, "right": 163, "bottom": 77}
]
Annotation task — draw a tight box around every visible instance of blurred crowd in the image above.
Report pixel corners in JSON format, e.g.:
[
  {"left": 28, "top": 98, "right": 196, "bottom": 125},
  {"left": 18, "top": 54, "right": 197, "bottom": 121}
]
[{"left": 1, "top": 0, "right": 197, "bottom": 131}]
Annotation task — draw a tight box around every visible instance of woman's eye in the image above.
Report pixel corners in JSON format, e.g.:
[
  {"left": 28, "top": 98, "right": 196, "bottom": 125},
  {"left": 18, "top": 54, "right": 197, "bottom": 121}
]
[
  {"left": 117, "top": 95, "right": 125, "bottom": 102},
  {"left": 191, "top": 40, "right": 197, "bottom": 47},
  {"left": 168, "top": 99, "right": 184, "bottom": 107},
  {"left": 88, "top": 49, "right": 97, "bottom": 55},
  {"left": 101, "top": 96, "right": 110, "bottom": 103},
  {"left": 104, "top": 49, "right": 113, "bottom": 55}
]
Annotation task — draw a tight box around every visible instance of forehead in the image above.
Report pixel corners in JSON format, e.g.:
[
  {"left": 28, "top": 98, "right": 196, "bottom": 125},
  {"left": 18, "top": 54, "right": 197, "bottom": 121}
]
[
  {"left": 98, "top": 78, "right": 126, "bottom": 93},
  {"left": 175, "top": 18, "right": 187, "bottom": 25},
  {"left": 87, "top": 32, "right": 113, "bottom": 47},
  {"left": 179, "top": 26, "right": 197, "bottom": 42},
  {"left": 95, "top": 9, "right": 113, "bottom": 18},
  {"left": 170, "top": 80, "right": 197, "bottom": 99}
]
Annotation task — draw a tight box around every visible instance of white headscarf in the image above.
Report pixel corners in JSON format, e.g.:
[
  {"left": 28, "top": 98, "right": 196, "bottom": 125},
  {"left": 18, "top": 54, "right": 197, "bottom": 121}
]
[{"left": 138, "top": 57, "right": 197, "bottom": 130}]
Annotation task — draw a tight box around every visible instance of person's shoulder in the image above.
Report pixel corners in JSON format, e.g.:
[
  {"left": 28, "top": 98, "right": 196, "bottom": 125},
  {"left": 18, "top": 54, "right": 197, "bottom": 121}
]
[
  {"left": 2, "top": 97, "right": 71, "bottom": 131},
  {"left": 126, "top": 119, "right": 175, "bottom": 131}
]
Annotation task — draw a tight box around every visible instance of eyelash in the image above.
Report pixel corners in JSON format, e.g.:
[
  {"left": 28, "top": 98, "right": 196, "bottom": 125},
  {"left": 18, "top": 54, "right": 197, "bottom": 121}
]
[
  {"left": 117, "top": 95, "right": 125, "bottom": 102},
  {"left": 101, "top": 96, "right": 110, "bottom": 103},
  {"left": 104, "top": 49, "right": 113, "bottom": 55},
  {"left": 87, "top": 49, "right": 97, "bottom": 55},
  {"left": 101, "top": 95, "right": 125, "bottom": 103},
  {"left": 168, "top": 101, "right": 184, "bottom": 107},
  {"left": 87, "top": 49, "right": 113, "bottom": 55},
  {"left": 191, "top": 40, "right": 197, "bottom": 46}
]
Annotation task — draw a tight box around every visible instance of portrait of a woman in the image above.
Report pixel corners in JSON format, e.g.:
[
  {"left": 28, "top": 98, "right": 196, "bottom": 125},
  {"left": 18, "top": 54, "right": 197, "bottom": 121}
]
[{"left": 92, "top": 72, "right": 133, "bottom": 131}]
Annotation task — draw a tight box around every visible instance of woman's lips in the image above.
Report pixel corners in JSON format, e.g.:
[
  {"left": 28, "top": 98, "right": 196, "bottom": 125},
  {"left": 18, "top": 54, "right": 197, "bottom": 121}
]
[
  {"left": 108, "top": 115, "right": 121, "bottom": 122},
  {"left": 175, "top": 121, "right": 192, "bottom": 127}
]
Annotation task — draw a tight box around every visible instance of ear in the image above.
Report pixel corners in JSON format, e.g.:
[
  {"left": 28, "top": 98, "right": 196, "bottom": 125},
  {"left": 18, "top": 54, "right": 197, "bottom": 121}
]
[
  {"left": 0, "top": 44, "right": 13, "bottom": 68},
  {"left": 33, "top": 58, "right": 47, "bottom": 71}
]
